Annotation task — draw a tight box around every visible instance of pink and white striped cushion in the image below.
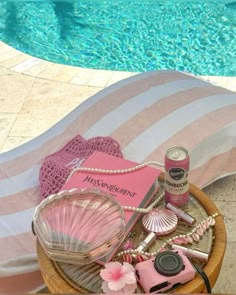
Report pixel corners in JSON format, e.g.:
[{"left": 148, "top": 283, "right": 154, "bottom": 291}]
[{"left": 0, "top": 70, "right": 235, "bottom": 293}]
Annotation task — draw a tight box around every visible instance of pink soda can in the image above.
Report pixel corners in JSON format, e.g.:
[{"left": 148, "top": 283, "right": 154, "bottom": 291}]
[{"left": 164, "top": 146, "right": 190, "bottom": 207}]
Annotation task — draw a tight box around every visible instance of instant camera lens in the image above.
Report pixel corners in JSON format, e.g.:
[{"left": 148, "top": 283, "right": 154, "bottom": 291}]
[{"left": 154, "top": 251, "right": 184, "bottom": 276}]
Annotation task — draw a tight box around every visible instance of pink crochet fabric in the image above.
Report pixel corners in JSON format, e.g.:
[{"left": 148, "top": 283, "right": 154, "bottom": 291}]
[{"left": 39, "top": 135, "right": 123, "bottom": 200}]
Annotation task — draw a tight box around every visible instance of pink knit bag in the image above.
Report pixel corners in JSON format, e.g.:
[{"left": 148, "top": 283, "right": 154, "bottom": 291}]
[{"left": 39, "top": 135, "right": 123, "bottom": 200}]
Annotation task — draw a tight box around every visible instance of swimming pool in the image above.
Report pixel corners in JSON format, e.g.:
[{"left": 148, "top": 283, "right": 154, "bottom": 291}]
[{"left": 0, "top": 0, "right": 236, "bottom": 76}]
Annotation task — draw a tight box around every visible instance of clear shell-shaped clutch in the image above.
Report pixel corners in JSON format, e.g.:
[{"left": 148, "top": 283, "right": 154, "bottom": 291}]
[
  {"left": 33, "top": 188, "right": 125, "bottom": 264},
  {"left": 142, "top": 207, "right": 178, "bottom": 235}
]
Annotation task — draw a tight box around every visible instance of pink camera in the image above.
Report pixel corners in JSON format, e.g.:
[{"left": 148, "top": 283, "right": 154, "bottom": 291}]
[{"left": 135, "top": 250, "right": 196, "bottom": 293}]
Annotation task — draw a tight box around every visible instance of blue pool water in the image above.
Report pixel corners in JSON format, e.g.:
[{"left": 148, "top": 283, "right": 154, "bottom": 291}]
[{"left": 0, "top": 0, "right": 236, "bottom": 76}]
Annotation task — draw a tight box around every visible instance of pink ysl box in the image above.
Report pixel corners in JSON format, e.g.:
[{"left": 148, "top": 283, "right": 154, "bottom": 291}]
[{"left": 62, "top": 151, "right": 161, "bottom": 264}]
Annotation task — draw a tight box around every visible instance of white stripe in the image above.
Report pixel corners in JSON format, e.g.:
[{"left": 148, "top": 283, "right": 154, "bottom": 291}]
[
  {"left": 0, "top": 208, "right": 34, "bottom": 238},
  {"left": 0, "top": 165, "right": 39, "bottom": 198},
  {"left": 0, "top": 71, "right": 159, "bottom": 164},
  {"left": 0, "top": 253, "right": 38, "bottom": 277},
  {"left": 84, "top": 79, "right": 207, "bottom": 138},
  {"left": 0, "top": 78, "right": 203, "bottom": 196},
  {"left": 190, "top": 121, "right": 236, "bottom": 169},
  {"left": 0, "top": 84, "right": 232, "bottom": 198},
  {"left": 122, "top": 94, "right": 236, "bottom": 161}
]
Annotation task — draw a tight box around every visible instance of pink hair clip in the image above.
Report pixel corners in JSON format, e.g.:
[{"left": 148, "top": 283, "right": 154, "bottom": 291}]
[{"left": 100, "top": 261, "right": 137, "bottom": 294}]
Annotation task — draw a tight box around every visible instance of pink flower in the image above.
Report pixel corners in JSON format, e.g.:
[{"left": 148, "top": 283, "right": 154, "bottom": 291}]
[{"left": 100, "top": 261, "right": 137, "bottom": 293}]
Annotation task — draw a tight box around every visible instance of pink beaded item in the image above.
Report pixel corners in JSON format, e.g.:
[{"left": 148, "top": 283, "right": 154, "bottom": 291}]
[{"left": 116, "top": 212, "right": 219, "bottom": 262}]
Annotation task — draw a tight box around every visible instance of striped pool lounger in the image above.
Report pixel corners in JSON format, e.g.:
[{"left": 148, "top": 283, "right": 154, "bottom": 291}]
[{"left": 0, "top": 70, "right": 235, "bottom": 293}]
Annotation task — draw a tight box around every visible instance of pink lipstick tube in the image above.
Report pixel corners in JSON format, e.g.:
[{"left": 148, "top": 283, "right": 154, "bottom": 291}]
[
  {"left": 136, "top": 232, "right": 156, "bottom": 253},
  {"left": 172, "top": 244, "right": 209, "bottom": 261},
  {"left": 166, "top": 202, "right": 196, "bottom": 225}
]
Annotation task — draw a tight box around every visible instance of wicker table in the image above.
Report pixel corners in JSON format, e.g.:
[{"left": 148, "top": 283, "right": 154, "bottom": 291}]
[{"left": 37, "top": 178, "right": 226, "bottom": 294}]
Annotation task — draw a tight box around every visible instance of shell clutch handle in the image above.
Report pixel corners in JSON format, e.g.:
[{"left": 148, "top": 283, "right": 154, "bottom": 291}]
[{"left": 33, "top": 188, "right": 126, "bottom": 265}]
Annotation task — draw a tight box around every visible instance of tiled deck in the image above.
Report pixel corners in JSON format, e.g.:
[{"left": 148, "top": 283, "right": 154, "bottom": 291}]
[{"left": 0, "top": 40, "right": 236, "bottom": 293}]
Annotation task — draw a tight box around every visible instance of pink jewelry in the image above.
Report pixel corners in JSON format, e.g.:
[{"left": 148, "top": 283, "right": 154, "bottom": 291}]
[
  {"left": 69, "top": 160, "right": 164, "bottom": 178},
  {"left": 121, "top": 191, "right": 165, "bottom": 213},
  {"left": 116, "top": 212, "right": 219, "bottom": 262},
  {"left": 123, "top": 239, "right": 135, "bottom": 250},
  {"left": 67, "top": 159, "right": 167, "bottom": 215}
]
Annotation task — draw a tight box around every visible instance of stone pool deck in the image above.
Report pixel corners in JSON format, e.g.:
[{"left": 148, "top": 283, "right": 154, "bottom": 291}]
[{"left": 0, "top": 40, "right": 236, "bottom": 293}]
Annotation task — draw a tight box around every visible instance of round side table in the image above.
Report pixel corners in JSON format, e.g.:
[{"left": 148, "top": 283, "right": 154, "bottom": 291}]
[{"left": 36, "top": 179, "right": 226, "bottom": 293}]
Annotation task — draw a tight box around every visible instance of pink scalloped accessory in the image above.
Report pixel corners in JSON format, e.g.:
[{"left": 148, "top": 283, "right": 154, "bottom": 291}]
[
  {"left": 142, "top": 208, "right": 178, "bottom": 236},
  {"left": 39, "top": 135, "right": 123, "bottom": 200}
]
